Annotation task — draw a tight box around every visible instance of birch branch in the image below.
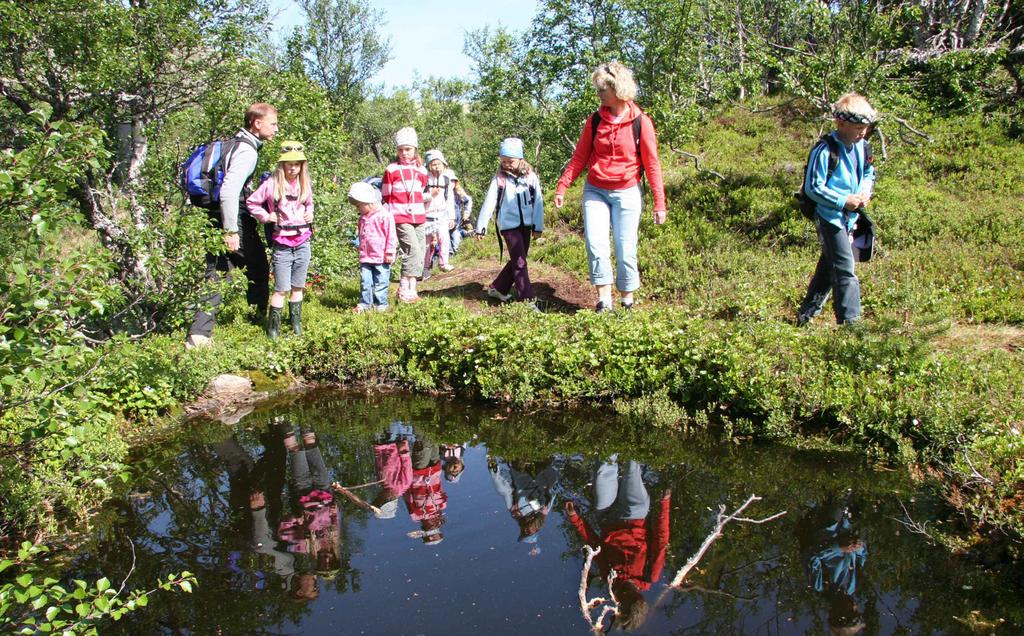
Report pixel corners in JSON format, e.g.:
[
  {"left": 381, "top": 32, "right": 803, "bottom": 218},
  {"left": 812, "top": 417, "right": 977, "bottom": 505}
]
[
  {"left": 331, "top": 481, "right": 383, "bottom": 516},
  {"left": 577, "top": 545, "right": 619, "bottom": 634},
  {"left": 669, "top": 494, "right": 786, "bottom": 588},
  {"left": 669, "top": 145, "right": 725, "bottom": 180}
]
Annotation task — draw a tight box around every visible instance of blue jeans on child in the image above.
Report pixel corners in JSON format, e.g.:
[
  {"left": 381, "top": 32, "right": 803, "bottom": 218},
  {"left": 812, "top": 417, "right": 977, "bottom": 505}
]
[
  {"left": 359, "top": 263, "right": 391, "bottom": 309},
  {"left": 798, "top": 215, "right": 861, "bottom": 324},
  {"left": 582, "top": 183, "right": 643, "bottom": 291}
]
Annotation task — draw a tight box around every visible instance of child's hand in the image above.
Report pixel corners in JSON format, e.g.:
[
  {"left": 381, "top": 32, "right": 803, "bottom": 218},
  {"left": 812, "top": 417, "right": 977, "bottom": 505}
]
[
  {"left": 564, "top": 501, "right": 577, "bottom": 515},
  {"left": 384, "top": 254, "right": 394, "bottom": 264},
  {"left": 303, "top": 210, "right": 313, "bottom": 224},
  {"left": 267, "top": 213, "right": 278, "bottom": 223},
  {"left": 475, "top": 232, "right": 484, "bottom": 242}
]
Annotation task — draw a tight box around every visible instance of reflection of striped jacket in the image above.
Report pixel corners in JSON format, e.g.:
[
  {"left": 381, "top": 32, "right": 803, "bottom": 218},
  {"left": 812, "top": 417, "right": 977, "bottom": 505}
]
[
  {"left": 403, "top": 463, "right": 448, "bottom": 521},
  {"left": 382, "top": 162, "right": 429, "bottom": 224}
]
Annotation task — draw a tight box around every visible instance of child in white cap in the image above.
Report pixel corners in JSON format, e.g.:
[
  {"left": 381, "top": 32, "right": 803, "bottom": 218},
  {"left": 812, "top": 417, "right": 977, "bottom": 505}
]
[
  {"left": 382, "top": 127, "right": 429, "bottom": 303},
  {"left": 422, "top": 149, "right": 456, "bottom": 276},
  {"left": 349, "top": 181, "right": 396, "bottom": 312}
]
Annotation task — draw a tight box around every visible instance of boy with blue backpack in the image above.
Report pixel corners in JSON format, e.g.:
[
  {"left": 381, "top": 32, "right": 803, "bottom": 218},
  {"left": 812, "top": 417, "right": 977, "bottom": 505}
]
[
  {"left": 184, "top": 103, "right": 279, "bottom": 349},
  {"left": 796, "top": 93, "right": 877, "bottom": 326}
]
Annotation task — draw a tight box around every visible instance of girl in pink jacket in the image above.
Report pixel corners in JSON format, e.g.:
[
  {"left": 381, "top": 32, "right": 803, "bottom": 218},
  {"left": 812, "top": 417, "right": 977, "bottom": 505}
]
[
  {"left": 246, "top": 141, "right": 314, "bottom": 339},
  {"left": 349, "top": 181, "right": 397, "bottom": 312}
]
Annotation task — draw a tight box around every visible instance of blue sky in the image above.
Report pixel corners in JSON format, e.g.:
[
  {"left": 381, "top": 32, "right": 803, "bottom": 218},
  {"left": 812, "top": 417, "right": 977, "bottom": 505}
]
[{"left": 269, "top": 0, "right": 539, "bottom": 91}]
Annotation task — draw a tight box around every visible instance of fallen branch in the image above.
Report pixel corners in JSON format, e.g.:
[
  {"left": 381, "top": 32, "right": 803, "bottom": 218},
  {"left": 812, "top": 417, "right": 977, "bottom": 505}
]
[
  {"left": 892, "top": 500, "right": 937, "bottom": 543},
  {"left": 331, "top": 481, "right": 382, "bottom": 516},
  {"left": 669, "top": 145, "right": 725, "bottom": 180},
  {"left": 892, "top": 117, "right": 933, "bottom": 143},
  {"left": 670, "top": 495, "right": 786, "bottom": 588},
  {"left": 577, "top": 545, "right": 619, "bottom": 634}
]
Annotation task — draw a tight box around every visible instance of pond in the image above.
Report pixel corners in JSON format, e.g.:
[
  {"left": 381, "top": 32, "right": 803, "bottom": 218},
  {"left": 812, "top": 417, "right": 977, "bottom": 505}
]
[{"left": 76, "top": 391, "right": 1021, "bottom": 635}]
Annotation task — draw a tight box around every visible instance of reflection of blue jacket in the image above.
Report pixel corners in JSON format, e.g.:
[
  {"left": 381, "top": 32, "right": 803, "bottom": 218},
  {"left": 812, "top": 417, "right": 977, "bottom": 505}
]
[
  {"left": 489, "top": 460, "right": 559, "bottom": 516},
  {"left": 804, "top": 131, "right": 875, "bottom": 230},
  {"left": 809, "top": 543, "right": 866, "bottom": 596}
]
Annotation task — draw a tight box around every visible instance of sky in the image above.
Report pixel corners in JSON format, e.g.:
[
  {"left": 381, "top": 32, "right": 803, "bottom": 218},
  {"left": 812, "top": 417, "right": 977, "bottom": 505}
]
[{"left": 269, "top": 0, "right": 539, "bottom": 91}]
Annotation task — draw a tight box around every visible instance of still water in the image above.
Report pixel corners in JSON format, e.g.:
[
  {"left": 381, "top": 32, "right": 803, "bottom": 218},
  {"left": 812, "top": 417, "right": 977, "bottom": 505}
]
[{"left": 78, "top": 392, "right": 1021, "bottom": 634}]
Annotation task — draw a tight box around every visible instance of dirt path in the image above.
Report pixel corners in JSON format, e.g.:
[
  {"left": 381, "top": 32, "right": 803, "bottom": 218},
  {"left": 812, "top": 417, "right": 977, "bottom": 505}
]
[{"left": 417, "top": 260, "right": 595, "bottom": 314}]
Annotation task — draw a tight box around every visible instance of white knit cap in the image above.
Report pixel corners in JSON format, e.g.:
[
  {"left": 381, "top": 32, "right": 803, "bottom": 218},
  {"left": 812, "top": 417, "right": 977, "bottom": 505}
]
[
  {"left": 348, "top": 181, "right": 380, "bottom": 204},
  {"left": 424, "top": 149, "right": 447, "bottom": 167},
  {"left": 394, "top": 126, "right": 419, "bottom": 148}
]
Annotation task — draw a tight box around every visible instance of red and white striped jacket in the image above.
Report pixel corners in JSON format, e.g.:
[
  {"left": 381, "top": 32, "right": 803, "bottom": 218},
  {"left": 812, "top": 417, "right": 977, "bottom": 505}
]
[{"left": 382, "top": 161, "right": 429, "bottom": 224}]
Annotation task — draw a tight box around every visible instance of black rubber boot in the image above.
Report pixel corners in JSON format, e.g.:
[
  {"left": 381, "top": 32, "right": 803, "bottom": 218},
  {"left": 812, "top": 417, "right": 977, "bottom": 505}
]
[
  {"left": 266, "top": 306, "right": 283, "bottom": 340},
  {"left": 289, "top": 301, "right": 303, "bottom": 336}
]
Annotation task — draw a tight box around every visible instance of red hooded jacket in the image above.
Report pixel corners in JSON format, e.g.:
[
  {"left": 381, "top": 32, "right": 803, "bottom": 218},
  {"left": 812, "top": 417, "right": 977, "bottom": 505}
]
[
  {"left": 568, "top": 492, "right": 671, "bottom": 591},
  {"left": 556, "top": 102, "right": 667, "bottom": 211}
]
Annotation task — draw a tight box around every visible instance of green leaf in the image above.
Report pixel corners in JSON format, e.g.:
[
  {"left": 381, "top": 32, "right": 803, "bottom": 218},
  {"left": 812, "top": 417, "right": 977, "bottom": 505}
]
[
  {"left": 180, "top": 580, "right": 192, "bottom": 593},
  {"left": 16, "top": 573, "right": 32, "bottom": 587},
  {"left": 95, "top": 577, "right": 110, "bottom": 593},
  {"left": 33, "top": 298, "right": 50, "bottom": 310},
  {"left": 135, "top": 593, "right": 148, "bottom": 607},
  {"left": 75, "top": 602, "right": 89, "bottom": 617},
  {"left": 46, "top": 605, "right": 60, "bottom": 621}
]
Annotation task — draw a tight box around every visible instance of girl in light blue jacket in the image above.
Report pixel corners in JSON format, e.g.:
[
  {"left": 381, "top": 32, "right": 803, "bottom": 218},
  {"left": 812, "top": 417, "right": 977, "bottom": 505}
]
[{"left": 475, "top": 138, "right": 544, "bottom": 308}]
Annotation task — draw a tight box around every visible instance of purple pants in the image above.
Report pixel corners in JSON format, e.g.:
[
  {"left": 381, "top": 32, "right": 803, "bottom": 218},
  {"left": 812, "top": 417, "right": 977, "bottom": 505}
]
[{"left": 492, "top": 227, "right": 534, "bottom": 301}]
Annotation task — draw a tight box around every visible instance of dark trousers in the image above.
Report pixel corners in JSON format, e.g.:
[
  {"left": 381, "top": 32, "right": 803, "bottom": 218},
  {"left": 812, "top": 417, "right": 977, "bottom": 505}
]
[
  {"left": 189, "top": 212, "right": 269, "bottom": 338},
  {"left": 799, "top": 216, "right": 861, "bottom": 324},
  {"left": 492, "top": 226, "right": 534, "bottom": 301}
]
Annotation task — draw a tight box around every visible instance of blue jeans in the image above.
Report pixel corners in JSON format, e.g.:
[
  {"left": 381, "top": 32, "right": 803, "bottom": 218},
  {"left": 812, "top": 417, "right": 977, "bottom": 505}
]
[
  {"left": 593, "top": 457, "right": 650, "bottom": 522},
  {"left": 449, "top": 228, "right": 462, "bottom": 254},
  {"left": 582, "top": 183, "right": 643, "bottom": 291},
  {"left": 799, "top": 216, "right": 861, "bottom": 324},
  {"left": 359, "top": 263, "right": 390, "bottom": 308}
]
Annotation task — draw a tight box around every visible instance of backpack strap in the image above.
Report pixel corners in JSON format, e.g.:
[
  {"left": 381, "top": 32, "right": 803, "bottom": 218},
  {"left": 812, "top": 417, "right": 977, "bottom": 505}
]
[
  {"left": 591, "top": 110, "right": 645, "bottom": 181},
  {"left": 494, "top": 171, "right": 506, "bottom": 261}
]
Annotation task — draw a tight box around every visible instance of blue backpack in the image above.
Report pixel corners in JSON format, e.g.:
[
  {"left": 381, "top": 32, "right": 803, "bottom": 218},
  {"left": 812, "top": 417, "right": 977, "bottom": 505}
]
[{"left": 180, "top": 137, "right": 257, "bottom": 209}]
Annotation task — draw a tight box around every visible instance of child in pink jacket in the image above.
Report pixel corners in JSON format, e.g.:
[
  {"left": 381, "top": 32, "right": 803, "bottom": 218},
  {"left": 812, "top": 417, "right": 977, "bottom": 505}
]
[
  {"left": 349, "top": 181, "right": 397, "bottom": 312},
  {"left": 246, "top": 140, "right": 314, "bottom": 339}
]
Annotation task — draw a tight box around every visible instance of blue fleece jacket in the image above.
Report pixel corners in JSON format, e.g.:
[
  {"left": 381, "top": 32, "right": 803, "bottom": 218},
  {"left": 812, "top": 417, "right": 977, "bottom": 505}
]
[{"left": 805, "top": 131, "right": 875, "bottom": 230}]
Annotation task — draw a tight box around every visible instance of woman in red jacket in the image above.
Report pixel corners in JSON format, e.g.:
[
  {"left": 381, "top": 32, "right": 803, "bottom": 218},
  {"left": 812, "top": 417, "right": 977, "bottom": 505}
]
[{"left": 554, "top": 61, "right": 668, "bottom": 313}]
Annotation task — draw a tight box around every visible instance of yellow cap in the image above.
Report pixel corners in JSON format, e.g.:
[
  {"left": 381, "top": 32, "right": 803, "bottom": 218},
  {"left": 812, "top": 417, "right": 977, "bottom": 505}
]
[{"left": 277, "top": 140, "right": 307, "bottom": 163}]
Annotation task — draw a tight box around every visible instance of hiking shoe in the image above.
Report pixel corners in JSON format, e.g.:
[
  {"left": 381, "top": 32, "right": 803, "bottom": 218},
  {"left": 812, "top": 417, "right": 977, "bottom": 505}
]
[
  {"left": 440, "top": 264, "right": 455, "bottom": 272},
  {"left": 487, "top": 287, "right": 513, "bottom": 303},
  {"left": 595, "top": 301, "right": 613, "bottom": 314},
  {"left": 421, "top": 268, "right": 432, "bottom": 281},
  {"left": 524, "top": 300, "right": 542, "bottom": 313},
  {"left": 374, "top": 304, "right": 390, "bottom": 312},
  {"left": 620, "top": 300, "right": 635, "bottom": 310}
]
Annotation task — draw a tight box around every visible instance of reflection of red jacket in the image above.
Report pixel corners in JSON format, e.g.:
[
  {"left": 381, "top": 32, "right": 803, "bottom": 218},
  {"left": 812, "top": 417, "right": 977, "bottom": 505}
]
[
  {"left": 403, "top": 463, "right": 448, "bottom": 522},
  {"left": 568, "top": 494, "right": 670, "bottom": 591}
]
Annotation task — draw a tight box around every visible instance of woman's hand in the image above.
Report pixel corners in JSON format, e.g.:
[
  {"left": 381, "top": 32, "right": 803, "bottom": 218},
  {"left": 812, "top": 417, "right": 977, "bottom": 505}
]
[
  {"left": 448, "top": 220, "right": 456, "bottom": 231},
  {"left": 532, "top": 230, "right": 542, "bottom": 239},
  {"left": 564, "top": 501, "right": 576, "bottom": 515},
  {"left": 554, "top": 194, "right": 565, "bottom": 209},
  {"left": 653, "top": 209, "right": 667, "bottom": 225}
]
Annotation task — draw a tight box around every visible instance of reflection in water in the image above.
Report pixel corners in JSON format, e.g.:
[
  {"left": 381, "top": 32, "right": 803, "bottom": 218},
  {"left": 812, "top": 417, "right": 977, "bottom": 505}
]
[
  {"left": 565, "top": 456, "right": 671, "bottom": 631},
  {"left": 74, "top": 394, "right": 1021, "bottom": 635},
  {"left": 488, "top": 455, "right": 561, "bottom": 555},
  {"left": 797, "top": 490, "right": 867, "bottom": 636}
]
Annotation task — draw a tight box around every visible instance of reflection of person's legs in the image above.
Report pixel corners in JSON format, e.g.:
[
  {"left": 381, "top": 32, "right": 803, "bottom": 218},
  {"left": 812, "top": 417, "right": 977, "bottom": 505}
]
[
  {"left": 593, "top": 457, "right": 620, "bottom": 512},
  {"left": 612, "top": 460, "right": 650, "bottom": 521},
  {"left": 411, "top": 433, "right": 441, "bottom": 470},
  {"left": 489, "top": 461, "right": 514, "bottom": 511},
  {"left": 304, "top": 446, "right": 329, "bottom": 490},
  {"left": 290, "top": 447, "right": 312, "bottom": 492}
]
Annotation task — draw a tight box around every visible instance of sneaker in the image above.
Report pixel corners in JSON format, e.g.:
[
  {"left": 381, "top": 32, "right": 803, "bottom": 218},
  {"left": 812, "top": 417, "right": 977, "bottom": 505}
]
[
  {"left": 487, "top": 287, "right": 513, "bottom": 303},
  {"left": 374, "top": 304, "right": 390, "bottom": 312},
  {"left": 440, "top": 264, "right": 455, "bottom": 272},
  {"left": 421, "top": 268, "right": 432, "bottom": 281},
  {"left": 595, "top": 301, "right": 613, "bottom": 314},
  {"left": 620, "top": 300, "right": 634, "bottom": 310},
  {"left": 524, "top": 300, "right": 542, "bottom": 313},
  {"left": 353, "top": 305, "right": 367, "bottom": 314}
]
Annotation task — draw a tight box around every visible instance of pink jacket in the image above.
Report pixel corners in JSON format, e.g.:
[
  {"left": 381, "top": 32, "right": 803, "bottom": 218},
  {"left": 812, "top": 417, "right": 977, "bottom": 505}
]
[
  {"left": 246, "top": 177, "right": 314, "bottom": 247},
  {"left": 374, "top": 441, "right": 413, "bottom": 496},
  {"left": 358, "top": 205, "right": 397, "bottom": 264}
]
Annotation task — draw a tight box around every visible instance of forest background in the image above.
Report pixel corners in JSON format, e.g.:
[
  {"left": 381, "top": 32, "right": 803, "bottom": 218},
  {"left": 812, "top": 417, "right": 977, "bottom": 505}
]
[{"left": 1, "top": 0, "right": 1023, "bottom": 630}]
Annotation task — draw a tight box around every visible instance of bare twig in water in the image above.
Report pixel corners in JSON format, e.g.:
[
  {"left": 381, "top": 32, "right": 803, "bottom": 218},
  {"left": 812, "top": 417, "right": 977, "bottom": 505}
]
[
  {"left": 331, "top": 482, "right": 382, "bottom": 516},
  {"left": 577, "top": 545, "right": 620, "bottom": 633},
  {"left": 670, "top": 494, "right": 786, "bottom": 588},
  {"left": 892, "top": 499, "right": 936, "bottom": 543}
]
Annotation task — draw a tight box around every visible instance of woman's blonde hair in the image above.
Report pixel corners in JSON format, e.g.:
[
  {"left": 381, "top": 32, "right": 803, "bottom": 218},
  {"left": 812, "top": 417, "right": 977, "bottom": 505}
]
[
  {"left": 273, "top": 160, "right": 312, "bottom": 204},
  {"left": 591, "top": 61, "right": 638, "bottom": 102}
]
